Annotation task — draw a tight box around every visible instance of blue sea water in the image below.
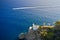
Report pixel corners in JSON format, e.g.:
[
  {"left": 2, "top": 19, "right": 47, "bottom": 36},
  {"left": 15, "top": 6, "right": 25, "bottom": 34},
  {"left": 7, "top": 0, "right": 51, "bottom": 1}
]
[{"left": 0, "top": 0, "right": 60, "bottom": 40}]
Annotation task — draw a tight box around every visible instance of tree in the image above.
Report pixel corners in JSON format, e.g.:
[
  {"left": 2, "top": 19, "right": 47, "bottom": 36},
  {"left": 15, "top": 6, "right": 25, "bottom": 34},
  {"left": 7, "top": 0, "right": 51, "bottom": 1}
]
[
  {"left": 54, "top": 21, "right": 60, "bottom": 40},
  {"left": 54, "top": 21, "right": 60, "bottom": 30}
]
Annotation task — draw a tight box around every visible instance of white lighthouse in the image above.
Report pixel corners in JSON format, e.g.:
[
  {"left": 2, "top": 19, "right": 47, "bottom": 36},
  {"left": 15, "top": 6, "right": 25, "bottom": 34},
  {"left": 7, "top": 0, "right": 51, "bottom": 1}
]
[{"left": 32, "top": 23, "right": 39, "bottom": 30}]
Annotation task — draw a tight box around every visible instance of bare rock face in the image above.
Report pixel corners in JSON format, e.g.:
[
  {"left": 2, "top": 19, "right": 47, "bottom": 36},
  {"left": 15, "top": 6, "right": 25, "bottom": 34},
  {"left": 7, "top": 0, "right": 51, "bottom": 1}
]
[
  {"left": 18, "top": 30, "right": 41, "bottom": 40},
  {"left": 26, "top": 30, "right": 41, "bottom": 40},
  {"left": 26, "top": 30, "right": 36, "bottom": 40}
]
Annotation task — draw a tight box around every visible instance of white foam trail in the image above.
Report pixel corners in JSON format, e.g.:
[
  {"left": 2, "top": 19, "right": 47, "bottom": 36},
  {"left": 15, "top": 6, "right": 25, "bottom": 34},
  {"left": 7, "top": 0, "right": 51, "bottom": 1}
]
[
  {"left": 12, "top": 5, "right": 60, "bottom": 10},
  {"left": 13, "top": 7, "right": 37, "bottom": 10}
]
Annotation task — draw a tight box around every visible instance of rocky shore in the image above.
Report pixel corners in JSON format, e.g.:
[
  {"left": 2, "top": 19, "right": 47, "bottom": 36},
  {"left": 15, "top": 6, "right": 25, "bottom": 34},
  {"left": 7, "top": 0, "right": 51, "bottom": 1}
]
[
  {"left": 18, "top": 29, "right": 41, "bottom": 40},
  {"left": 18, "top": 24, "right": 42, "bottom": 40},
  {"left": 18, "top": 21, "right": 60, "bottom": 40}
]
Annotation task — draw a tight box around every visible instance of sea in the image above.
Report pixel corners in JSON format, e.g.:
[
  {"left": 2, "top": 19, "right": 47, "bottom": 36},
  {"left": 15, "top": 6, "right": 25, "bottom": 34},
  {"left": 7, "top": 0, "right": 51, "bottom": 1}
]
[{"left": 0, "top": 0, "right": 60, "bottom": 40}]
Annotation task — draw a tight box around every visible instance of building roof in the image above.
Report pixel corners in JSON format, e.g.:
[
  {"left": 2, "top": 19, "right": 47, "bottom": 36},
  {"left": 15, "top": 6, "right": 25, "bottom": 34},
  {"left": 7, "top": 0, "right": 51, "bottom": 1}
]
[{"left": 41, "top": 26, "right": 54, "bottom": 28}]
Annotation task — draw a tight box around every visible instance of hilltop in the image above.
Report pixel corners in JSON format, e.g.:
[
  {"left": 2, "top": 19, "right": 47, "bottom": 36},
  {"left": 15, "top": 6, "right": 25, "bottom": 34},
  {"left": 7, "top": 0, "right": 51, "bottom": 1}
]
[{"left": 18, "top": 21, "right": 60, "bottom": 40}]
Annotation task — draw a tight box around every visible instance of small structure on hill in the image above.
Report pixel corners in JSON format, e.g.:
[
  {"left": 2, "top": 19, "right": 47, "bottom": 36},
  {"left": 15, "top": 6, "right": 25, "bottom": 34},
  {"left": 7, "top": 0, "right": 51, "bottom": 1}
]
[{"left": 29, "top": 23, "right": 39, "bottom": 31}]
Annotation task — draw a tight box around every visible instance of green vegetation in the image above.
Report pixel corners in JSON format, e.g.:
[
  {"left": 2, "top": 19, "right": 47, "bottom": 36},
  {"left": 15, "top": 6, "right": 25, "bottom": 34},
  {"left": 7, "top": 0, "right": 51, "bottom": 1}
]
[
  {"left": 19, "top": 21, "right": 60, "bottom": 40},
  {"left": 54, "top": 21, "right": 60, "bottom": 30},
  {"left": 55, "top": 21, "right": 60, "bottom": 25},
  {"left": 38, "top": 21, "right": 60, "bottom": 40}
]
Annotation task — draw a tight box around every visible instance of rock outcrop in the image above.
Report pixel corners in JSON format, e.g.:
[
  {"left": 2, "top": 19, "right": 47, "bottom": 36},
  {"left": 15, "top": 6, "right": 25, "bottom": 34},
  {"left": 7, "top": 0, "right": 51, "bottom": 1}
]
[{"left": 18, "top": 29, "right": 41, "bottom": 40}]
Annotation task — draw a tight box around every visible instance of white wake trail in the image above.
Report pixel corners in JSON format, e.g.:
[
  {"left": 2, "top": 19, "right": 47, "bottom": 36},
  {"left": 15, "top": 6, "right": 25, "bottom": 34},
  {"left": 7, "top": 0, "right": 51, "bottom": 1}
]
[{"left": 12, "top": 5, "right": 60, "bottom": 10}]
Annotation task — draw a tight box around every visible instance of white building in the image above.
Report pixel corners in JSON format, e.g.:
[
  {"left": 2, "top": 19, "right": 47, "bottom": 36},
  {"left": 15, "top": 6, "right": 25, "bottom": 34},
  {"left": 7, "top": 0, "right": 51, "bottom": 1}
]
[
  {"left": 32, "top": 23, "right": 39, "bottom": 30},
  {"left": 29, "top": 23, "right": 39, "bottom": 30}
]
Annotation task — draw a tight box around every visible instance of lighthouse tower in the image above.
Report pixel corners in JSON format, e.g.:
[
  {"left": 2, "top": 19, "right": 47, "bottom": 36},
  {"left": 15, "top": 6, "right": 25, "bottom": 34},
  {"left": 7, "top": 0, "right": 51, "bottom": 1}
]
[
  {"left": 32, "top": 23, "right": 39, "bottom": 30},
  {"left": 33, "top": 23, "right": 35, "bottom": 27}
]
